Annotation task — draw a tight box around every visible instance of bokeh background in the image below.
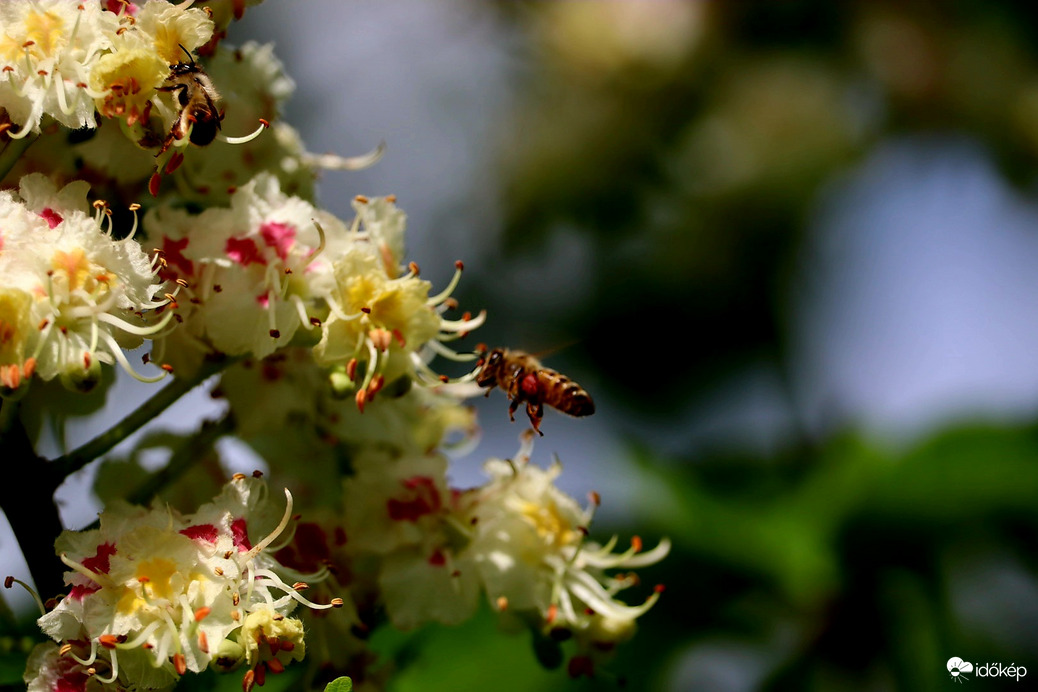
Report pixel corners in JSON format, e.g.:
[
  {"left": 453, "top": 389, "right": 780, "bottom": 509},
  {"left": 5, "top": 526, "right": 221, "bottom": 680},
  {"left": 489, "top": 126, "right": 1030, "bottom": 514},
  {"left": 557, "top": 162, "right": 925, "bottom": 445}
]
[{"left": 7, "top": 1, "right": 1038, "bottom": 690}]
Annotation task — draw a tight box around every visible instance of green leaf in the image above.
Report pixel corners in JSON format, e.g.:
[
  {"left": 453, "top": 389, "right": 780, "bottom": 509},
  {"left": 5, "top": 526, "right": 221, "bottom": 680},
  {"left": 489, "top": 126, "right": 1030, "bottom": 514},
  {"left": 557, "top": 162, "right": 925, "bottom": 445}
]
[{"left": 324, "top": 677, "right": 353, "bottom": 692}]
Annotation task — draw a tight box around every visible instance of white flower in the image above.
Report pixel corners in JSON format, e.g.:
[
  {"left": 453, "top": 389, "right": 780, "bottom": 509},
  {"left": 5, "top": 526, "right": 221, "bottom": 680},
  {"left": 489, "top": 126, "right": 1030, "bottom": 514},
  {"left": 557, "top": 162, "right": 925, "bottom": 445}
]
[
  {"left": 468, "top": 433, "right": 669, "bottom": 643},
  {"left": 145, "top": 173, "right": 345, "bottom": 366},
  {"left": 0, "top": 0, "right": 116, "bottom": 135},
  {"left": 312, "top": 195, "right": 486, "bottom": 410},
  {"left": 146, "top": 176, "right": 485, "bottom": 398},
  {"left": 0, "top": 174, "right": 172, "bottom": 392},
  {"left": 36, "top": 475, "right": 343, "bottom": 688}
]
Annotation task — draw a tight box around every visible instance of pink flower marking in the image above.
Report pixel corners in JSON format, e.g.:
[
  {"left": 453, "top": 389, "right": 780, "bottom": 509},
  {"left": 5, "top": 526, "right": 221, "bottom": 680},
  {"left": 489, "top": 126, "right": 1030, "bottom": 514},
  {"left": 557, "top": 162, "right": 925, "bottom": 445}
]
[
  {"left": 39, "top": 208, "right": 63, "bottom": 229},
  {"left": 161, "top": 236, "right": 194, "bottom": 279},
  {"left": 226, "top": 236, "right": 265, "bottom": 266},
  {"left": 231, "top": 518, "right": 252, "bottom": 552},
  {"left": 181, "top": 524, "right": 219, "bottom": 544},
  {"left": 260, "top": 221, "right": 296, "bottom": 262},
  {"left": 387, "top": 476, "right": 442, "bottom": 522}
]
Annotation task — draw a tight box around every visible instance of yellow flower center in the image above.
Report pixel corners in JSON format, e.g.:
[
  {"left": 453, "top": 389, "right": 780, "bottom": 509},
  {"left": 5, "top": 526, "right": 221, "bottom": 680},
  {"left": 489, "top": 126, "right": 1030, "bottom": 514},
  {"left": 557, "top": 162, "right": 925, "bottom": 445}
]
[
  {"left": 89, "top": 49, "right": 167, "bottom": 122},
  {"left": 0, "top": 288, "right": 31, "bottom": 365},
  {"left": 23, "top": 8, "right": 66, "bottom": 59},
  {"left": 517, "top": 498, "right": 580, "bottom": 548},
  {"left": 50, "top": 248, "right": 113, "bottom": 297}
]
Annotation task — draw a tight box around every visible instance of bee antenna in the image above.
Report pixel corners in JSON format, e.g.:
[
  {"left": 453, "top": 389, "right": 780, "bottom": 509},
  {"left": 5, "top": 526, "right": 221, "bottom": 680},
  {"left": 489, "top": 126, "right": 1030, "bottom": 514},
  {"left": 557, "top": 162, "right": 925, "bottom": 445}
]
[{"left": 178, "top": 43, "right": 195, "bottom": 65}]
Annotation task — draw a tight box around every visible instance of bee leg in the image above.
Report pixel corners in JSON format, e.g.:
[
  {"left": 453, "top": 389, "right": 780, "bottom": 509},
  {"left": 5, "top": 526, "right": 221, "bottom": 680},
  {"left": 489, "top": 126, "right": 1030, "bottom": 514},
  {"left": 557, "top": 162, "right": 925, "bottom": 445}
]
[
  {"left": 508, "top": 396, "right": 520, "bottom": 422},
  {"left": 526, "top": 401, "right": 544, "bottom": 437},
  {"left": 157, "top": 82, "right": 189, "bottom": 106}
]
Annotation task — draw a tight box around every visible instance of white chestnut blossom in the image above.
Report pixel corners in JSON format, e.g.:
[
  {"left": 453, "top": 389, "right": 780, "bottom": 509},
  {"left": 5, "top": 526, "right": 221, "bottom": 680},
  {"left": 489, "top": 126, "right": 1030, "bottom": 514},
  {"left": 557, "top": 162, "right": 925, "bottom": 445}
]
[
  {"left": 0, "top": 173, "right": 172, "bottom": 393},
  {"left": 0, "top": 0, "right": 116, "bottom": 136},
  {"left": 37, "top": 475, "right": 342, "bottom": 689},
  {"left": 467, "top": 434, "right": 669, "bottom": 645},
  {"left": 145, "top": 174, "right": 485, "bottom": 404}
]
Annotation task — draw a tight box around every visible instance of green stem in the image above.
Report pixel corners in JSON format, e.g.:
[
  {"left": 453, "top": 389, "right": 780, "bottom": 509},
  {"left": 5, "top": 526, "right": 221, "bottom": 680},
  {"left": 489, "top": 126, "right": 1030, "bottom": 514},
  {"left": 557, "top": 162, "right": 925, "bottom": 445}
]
[
  {"left": 51, "top": 356, "right": 235, "bottom": 479},
  {"left": 127, "top": 413, "right": 235, "bottom": 506}
]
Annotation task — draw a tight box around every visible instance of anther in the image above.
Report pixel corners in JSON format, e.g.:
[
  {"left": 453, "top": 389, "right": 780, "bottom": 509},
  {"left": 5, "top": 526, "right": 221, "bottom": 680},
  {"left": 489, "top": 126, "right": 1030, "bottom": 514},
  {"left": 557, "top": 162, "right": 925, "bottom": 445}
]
[
  {"left": 165, "top": 151, "right": 185, "bottom": 174},
  {"left": 161, "top": 363, "right": 174, "bottom": 373},
  {"left": 354, "top": 195, "right": 369, "bottom": 204}
]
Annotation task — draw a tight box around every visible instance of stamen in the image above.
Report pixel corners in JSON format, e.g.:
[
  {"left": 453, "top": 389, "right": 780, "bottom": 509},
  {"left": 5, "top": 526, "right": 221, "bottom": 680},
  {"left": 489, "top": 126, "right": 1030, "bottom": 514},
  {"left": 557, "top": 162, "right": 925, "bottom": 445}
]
[
  {"left": 425, "top": 339, "right": 480, "bottom": 362},
  {"left": 98, "top": 330, "right": 167, "bottom": 382},
  {"left": 216, "top": 118, "right": 268, "bottom": 145},
  {"left": 60, "top": 553, "right": 116, "bottom": 589},
  {"left": 302, "top": 140, "right": 386, "bottom": 171},
  {"left": 240, "top": 488, "right": 294, "bottom": 566},
  {"left": 3, "top": 575, "right": 45, "bottom": 615},
  {"left": 67, "top": 638, "right": 98, "bottom": 666},
  {"left": 308, "top": 219, "right": 328, "bottom": 263},
  {"left": 54, "top": 75, "right": 77, "bottom": 116},
  {"left": 426, "top": 260, "right": 465, "bottom": 306}
]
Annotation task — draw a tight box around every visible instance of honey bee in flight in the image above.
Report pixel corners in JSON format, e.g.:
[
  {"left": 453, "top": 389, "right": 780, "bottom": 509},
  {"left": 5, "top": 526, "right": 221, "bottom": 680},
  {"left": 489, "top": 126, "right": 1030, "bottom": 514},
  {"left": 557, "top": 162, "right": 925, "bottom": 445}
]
[
  {"left": 476, "top": 348, "right": 595, "bottom": 435},
  {"left": 157, "top": 46, "right": 222, "bottom": 155}
]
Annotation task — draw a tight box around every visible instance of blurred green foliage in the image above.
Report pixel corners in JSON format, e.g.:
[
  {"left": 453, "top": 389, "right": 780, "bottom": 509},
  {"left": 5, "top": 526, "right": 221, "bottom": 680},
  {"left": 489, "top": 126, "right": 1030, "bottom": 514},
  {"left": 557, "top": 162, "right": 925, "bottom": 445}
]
[{"left": 453, "top": 1, "right": 1038, "bottom": 690}]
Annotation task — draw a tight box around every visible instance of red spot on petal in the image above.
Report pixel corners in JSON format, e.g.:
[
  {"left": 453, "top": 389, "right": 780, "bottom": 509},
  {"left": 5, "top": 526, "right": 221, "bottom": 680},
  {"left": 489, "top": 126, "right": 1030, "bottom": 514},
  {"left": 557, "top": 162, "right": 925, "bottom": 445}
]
[
  {"left": 275, "top": 522, "right": 330, "bottom": 574},
  {"left": 386, "top": 476, "right": 442, "bottom": 522},
  {"left": 225, "top": 237, "right": 264, "bottom": 266},
  {"left": 428, "top": 549, "right": 446, "bottom": 567},
  {"left": 231, "top": 518, "right": 252, "bottom": 552},
  {"left": 180, "top": 524, "right": 219, "bottom": 543},
  {"left": 160, "top": 236, "right": 194, "bottom": 280},
  {"left": 82, "top": 543, "right": 116, "bottom": 574},
  {"left": 259, "top": 221, "right": 295, "bottom": 262},
  {"left": 69, "top": 583, "right": 100, "bottom": 601},
  {"left": 39, "top": 208, "right": 62, "bottom": 228}
]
